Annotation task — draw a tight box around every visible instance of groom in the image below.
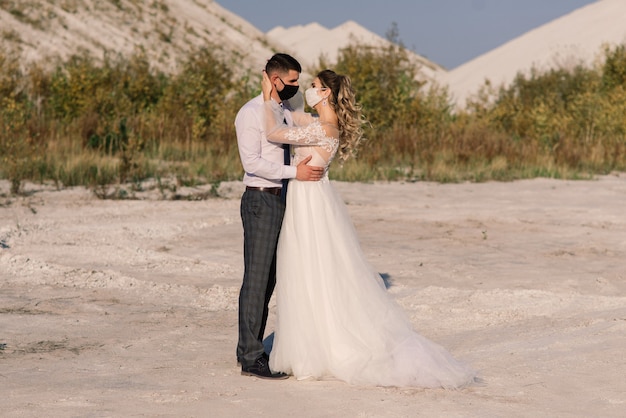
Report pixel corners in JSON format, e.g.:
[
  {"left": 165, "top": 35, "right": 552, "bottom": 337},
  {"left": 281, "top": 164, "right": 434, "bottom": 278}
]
[{"left": 235, "top": 53, "right": 323, "bottom": 379}]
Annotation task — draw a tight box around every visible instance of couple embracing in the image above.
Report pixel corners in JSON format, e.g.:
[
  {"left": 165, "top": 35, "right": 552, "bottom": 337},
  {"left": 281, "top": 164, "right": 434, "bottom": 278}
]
[{"left": 234, "top": 53, "right": 478, "bottom": 388}]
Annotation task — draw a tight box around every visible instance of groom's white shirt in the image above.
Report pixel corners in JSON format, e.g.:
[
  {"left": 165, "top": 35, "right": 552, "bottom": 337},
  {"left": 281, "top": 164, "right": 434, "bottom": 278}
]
[{"left": 235, "top": 93, "right": 300, "bottom": 188}]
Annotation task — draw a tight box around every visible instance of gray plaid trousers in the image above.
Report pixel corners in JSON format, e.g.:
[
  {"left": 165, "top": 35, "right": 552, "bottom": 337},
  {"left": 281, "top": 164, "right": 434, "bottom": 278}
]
[{"left": 237, "top": 189, "right": 285, "bottom": 367}]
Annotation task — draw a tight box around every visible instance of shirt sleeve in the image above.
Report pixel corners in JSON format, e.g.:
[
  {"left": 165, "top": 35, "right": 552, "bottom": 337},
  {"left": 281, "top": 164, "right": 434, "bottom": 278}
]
[{"left": 235, "top": 103, "right": 297, "bottom": 180}]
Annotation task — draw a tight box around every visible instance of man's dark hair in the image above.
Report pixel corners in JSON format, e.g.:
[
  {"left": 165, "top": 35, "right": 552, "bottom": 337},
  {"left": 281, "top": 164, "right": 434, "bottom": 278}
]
[{"left": 265, "top": 53, "right": 302, "bottom": 75}]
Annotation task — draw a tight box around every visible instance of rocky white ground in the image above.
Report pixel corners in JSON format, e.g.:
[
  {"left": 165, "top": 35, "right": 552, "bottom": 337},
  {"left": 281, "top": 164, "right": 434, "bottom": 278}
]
[{"left": 1, "top": 175, "right": 625, "bottom": 417}]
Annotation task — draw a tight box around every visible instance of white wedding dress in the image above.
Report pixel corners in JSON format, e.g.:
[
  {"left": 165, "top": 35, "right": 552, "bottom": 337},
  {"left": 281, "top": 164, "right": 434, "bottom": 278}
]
[{"left": 264, "top": 101, "right": 477, "bottom": 388}]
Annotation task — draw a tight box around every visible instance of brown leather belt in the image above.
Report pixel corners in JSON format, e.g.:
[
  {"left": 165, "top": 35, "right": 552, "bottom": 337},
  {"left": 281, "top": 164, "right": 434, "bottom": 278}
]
[{"left": 246, "top": 186, "right": 282, "bottom": 196}]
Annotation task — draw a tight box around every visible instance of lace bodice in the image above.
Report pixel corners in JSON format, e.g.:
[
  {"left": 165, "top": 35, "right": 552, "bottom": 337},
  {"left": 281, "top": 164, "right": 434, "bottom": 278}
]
[{"left": 264, "top": 100, "right": 339, "bottom": 172}]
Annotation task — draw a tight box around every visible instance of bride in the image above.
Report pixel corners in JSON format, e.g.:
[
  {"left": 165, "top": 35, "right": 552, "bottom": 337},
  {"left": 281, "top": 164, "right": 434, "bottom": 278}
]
[{"left": 261, "top": 69, "right": 478, "bottom": 388}]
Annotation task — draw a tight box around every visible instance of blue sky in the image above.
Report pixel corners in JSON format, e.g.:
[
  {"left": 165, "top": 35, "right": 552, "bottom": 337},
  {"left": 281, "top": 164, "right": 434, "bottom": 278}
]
[{"left": 217, "top": 0, "right": 597, "bottom": 70}]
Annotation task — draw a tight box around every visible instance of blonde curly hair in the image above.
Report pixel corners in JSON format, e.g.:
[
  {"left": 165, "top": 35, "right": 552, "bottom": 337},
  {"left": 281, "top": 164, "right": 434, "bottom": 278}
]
[{"left": 317, "top": 69, "right": 366, "bottom": 163}]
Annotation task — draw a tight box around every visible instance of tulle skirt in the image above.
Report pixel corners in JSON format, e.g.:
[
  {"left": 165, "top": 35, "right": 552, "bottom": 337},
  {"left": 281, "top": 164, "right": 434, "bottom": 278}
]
[{"left": 269, "top": 178, "right": 477, "bottom": 388}]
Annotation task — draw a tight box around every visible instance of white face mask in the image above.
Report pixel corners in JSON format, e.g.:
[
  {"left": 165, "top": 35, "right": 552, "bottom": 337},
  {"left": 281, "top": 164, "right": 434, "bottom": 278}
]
[{"left": 305, "top": 87, "right": 325, "bottom": 108}]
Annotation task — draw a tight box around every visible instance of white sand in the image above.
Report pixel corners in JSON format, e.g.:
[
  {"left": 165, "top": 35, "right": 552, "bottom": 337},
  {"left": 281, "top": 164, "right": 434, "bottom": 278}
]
[{"left": 1, "top": 175, "right": 625, "bottom": 417}]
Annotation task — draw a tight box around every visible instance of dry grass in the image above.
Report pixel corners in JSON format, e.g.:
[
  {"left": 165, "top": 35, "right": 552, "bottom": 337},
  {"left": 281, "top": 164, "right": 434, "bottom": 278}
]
[{"left": 1, "top": 44, "right": 626, "bottom": 196}]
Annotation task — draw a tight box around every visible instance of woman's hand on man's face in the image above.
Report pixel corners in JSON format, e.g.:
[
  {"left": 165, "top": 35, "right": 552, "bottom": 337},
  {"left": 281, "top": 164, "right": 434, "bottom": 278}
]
[{"left": 261, "top": 70, "right": 274, "bottom": 101}]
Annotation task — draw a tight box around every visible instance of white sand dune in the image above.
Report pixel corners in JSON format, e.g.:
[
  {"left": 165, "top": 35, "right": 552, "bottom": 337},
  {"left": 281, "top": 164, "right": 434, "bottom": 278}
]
[
  {"left": 2, "top": 175, "right": 625, "bottom": 416},
  {"left": 1, "top": 1, "right": 445, "bottom": 85},
  {"left": 0, "top": 0, "right": 280, "bottom": 73},
  {"left": 267, "top": 20, "right": 446, "bottom": 84},
  {"left": 441, "top": 0, "right": 626, "bottom": 107}
]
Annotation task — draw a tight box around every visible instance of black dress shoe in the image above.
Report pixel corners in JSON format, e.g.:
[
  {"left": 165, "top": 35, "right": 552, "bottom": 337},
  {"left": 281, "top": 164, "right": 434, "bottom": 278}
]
[{"left": 241, "top": 356, "right": 289, "bottom": 380}]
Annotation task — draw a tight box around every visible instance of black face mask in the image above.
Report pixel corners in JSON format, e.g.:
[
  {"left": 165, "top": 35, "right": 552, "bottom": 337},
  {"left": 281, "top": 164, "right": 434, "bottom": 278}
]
[{"left": 277, "top": 77, "right": 299, "bottom": 101}]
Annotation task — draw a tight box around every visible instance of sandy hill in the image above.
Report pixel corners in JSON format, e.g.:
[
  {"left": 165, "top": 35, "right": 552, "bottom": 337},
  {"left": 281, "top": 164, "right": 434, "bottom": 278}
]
[
  {"left": 267, "top": 20, "right": 446, "bottom": 84},
  {"left": 442, "top": 0, "right": 626, "bottom": 108},
  {"left": 0, "top": 0, "right": 278, "bottom": 74},
  {"left": 0, "top": 0, "right": 443, "bottom": 85}
]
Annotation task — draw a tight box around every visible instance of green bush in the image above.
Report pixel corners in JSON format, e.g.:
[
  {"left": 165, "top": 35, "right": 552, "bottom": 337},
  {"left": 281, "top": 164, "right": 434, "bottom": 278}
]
[
  {"left": 1, "top": 41, "right": 626, "bottom": 195},
  {"left": 0, "top": 52, "right": 44, "bottom": 193}
]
